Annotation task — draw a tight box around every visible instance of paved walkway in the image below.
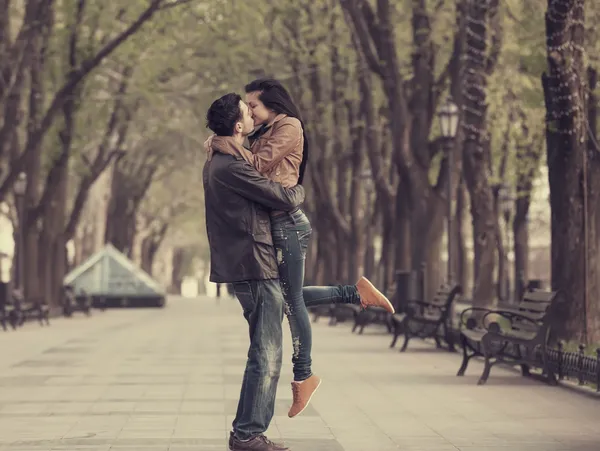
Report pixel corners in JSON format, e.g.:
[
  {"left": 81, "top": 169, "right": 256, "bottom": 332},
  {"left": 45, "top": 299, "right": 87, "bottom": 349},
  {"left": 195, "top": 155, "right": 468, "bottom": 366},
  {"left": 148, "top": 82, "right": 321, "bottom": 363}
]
[{"left": 0, "top": 296, "right": 599, "bottom": 451}]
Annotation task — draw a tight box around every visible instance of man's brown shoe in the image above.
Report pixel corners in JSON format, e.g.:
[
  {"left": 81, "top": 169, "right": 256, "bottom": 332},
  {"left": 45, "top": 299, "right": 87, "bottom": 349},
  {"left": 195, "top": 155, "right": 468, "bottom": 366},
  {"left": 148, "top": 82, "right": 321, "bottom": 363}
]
[
  {"left": 356, "top": 276, "right": 395, "bottom": 313},
  {"left": 288, "top": 374, "right": 321, "bottom": 418},
  {"left": 229, "top": 432, "right": 289, "bottom": 450}
]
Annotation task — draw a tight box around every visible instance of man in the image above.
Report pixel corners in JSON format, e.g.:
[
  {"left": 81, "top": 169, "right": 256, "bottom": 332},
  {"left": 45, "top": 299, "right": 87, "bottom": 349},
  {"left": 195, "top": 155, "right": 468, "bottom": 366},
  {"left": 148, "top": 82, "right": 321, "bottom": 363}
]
[{"left": 204, "top": 93, "right": 304, "bottom": 451}]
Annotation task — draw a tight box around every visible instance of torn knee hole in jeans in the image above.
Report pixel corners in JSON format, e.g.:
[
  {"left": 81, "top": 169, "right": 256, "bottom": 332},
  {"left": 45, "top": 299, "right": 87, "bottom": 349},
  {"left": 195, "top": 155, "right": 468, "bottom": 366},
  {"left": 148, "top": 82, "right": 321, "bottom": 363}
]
[
  {"left": 276, "top": 247, "right": 285, "bottom": 265},
  {"left": 292, "top": 336, "right": 301, "bottom": 359},
  {"left": 280, "top": 279, "right": 289, "bottom": 298}
]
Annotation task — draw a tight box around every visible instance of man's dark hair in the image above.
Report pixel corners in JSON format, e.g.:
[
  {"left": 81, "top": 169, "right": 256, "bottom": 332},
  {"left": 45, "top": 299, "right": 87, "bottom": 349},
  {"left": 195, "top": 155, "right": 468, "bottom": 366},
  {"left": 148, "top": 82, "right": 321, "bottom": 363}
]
[
  {"left": 245, "top": 78, "right": 309, "bottom": 185},
  {"left": 206, "top": 93, "right": 242, "bottom": 136}
]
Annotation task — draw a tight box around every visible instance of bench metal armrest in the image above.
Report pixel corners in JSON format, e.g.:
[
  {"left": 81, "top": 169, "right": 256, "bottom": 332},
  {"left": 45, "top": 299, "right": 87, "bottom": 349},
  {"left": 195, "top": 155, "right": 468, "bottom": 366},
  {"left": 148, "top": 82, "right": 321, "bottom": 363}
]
[
  {"left": 482, "top": 309, "right": 542, "bottom": 331},
  {"left": 459, "top": 307, "right": 496, "bottom": 330}
]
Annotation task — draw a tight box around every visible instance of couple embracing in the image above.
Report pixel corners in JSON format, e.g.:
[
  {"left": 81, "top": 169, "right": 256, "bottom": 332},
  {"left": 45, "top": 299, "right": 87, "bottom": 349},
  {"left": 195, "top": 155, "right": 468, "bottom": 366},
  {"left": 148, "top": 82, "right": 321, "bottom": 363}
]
[{"left": 203, "top": 78, "right": 394, "bottom": 451}]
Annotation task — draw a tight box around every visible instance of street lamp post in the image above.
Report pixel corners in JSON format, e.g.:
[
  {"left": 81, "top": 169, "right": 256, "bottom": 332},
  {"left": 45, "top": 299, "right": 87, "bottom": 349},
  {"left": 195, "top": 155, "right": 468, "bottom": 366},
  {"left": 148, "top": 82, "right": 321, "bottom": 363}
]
[
  {"left": 437, "top": 97, "right": 459, "bottom": 284},
  {"left": 13, "top": 172, "right": 27, "bottom": 294},
  {"left": 498, "top": 183, "right": 514, "bottom": 303}
]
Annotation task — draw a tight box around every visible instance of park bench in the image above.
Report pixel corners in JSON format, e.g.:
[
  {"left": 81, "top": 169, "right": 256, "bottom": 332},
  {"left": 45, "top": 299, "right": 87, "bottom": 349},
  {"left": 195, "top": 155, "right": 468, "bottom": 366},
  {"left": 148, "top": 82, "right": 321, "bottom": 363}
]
[
  {"left": 342, "top": 283, "right": 397, "bottom": 333},
  {"left": 350, "top": 301, "right": 393, "bottom": 334},
  {"left": 310, "top": 301, "right": 369, "bottom": 327},
  {"left": 456, "top": 290, "right": 561, "bottom": 385},
  {"left": 62, "top": 285, "right": 92, "bottom": 317},
  {"left": 11, "top": 289, "right": 50, "bottom": 327},
  {"left": 389, "top": 283, "right": 461, "bottom": 352},
  {"left": 310, "top": 304, "right": 335, "bottom": 324}
]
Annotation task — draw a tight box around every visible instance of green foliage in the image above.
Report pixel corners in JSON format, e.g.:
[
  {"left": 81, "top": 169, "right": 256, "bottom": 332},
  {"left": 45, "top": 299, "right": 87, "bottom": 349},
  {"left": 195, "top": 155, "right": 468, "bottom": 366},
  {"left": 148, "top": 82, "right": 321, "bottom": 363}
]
[{"left": 8, "top": 0, "right": 600, "bottom": 274}]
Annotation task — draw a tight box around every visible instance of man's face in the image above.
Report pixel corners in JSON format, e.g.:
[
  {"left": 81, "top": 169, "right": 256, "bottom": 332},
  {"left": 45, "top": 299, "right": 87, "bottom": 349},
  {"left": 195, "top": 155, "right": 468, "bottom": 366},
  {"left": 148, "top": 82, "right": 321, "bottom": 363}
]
[{"left": 235, "top": 101, "right": 255, "bottom": 136}]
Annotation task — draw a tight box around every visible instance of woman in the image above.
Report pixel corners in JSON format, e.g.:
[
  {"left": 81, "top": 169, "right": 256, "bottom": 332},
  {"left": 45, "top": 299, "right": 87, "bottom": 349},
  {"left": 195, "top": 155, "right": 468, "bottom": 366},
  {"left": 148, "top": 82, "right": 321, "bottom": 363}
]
[{"left": 207, "top": 78, "right": 394, "bottom": 418}]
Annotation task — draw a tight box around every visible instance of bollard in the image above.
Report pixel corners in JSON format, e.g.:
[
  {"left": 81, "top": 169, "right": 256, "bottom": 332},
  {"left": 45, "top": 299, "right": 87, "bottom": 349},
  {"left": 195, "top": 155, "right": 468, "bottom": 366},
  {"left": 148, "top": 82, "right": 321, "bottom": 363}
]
[
  {"left": 578, "top": 344, "right": 586, "bottom": 386},
  {"left": 557, "top": 341, "right": 564, "bottom": 380}
]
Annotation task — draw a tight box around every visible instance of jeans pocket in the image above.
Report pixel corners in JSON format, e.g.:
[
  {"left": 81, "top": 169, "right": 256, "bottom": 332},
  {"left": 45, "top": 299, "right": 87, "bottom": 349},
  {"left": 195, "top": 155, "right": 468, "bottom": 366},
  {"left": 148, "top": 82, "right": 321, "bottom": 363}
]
[
  {"left": 233, "top": 281, "right": 256, "bottom": 313},
  {"left": 296, "top": 228, "right": 312, "bottom": 256}
]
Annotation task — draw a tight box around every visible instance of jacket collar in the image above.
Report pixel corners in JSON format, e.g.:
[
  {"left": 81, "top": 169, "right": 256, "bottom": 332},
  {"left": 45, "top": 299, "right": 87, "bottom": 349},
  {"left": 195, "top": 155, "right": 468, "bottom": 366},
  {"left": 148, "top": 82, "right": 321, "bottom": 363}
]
[
  {"left": 249, "top": 114, "right": 288, "bottom": 141},
  {"left": 266, "top": 113, "right": 287, "bottom": 128},
  {"left": 208, "top": 136, "right": 252, "bottom": 165}
]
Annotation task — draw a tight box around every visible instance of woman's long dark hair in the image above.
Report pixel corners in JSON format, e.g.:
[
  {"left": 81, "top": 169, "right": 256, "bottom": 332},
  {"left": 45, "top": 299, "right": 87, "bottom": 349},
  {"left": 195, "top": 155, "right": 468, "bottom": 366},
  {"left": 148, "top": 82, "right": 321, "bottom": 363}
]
[{"left": 245, "top": 78, "right": 309, "bottom": 185}]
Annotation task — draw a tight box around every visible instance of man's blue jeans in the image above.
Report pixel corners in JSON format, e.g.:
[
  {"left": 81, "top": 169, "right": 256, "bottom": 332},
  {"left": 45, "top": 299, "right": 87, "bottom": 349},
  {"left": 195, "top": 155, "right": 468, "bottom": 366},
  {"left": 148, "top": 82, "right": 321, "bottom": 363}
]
[{"left": 231, "top": 279, "right": 284, "bottom": 441}]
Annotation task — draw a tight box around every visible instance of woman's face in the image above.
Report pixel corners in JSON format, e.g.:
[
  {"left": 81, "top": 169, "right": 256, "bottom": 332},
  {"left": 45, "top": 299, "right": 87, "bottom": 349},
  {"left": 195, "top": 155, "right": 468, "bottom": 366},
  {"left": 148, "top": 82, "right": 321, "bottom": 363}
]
[{"left": 246, "top": 91, "right": 273, "bottom": 127}]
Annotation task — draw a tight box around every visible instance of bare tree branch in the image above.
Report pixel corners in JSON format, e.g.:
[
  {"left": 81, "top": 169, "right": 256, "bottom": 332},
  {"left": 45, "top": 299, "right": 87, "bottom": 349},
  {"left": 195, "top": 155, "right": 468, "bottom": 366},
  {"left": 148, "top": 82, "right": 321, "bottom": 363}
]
[{"left": 0, "top": 0, "right": 165, "bottom": 201}]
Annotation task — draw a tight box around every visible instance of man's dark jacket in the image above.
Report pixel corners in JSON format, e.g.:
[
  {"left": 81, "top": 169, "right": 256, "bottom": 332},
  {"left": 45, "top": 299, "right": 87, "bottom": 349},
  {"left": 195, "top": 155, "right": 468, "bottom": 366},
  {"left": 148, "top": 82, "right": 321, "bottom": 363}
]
[{"left": 203, "top": 151, "right": 305, "bottom": 283}]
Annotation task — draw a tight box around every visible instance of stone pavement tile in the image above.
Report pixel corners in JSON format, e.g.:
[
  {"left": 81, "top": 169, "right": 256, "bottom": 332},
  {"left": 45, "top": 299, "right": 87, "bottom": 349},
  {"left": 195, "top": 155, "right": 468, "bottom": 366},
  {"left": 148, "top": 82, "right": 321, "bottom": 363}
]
[
  {"left": 389, "top": 435, "right": 457, "bottom": 448},
  {"left": 117, "top": 429, "right": 175, "bottom": 439},
  {"left": 224, "top": 398, "right": 318, "bottom": 417},
  {"left": 174, "top": 415, "right": 225, "bottom": 430},
  {"left": 141, "top": 388, "right": 187, "bottom": 399},
  {"left": 134, "top": 402, "right": 181, "bottom": 413},
  {"left": 44, "top": 403, "right": 91, "bottom": 415},
  {"left": 3, "top": 298, "right": 600, "bottom": 451},
  {"left": 99, "top": 386, "right": 145, "bottom": 400},
  {"left": 124, "top": 415, "right": 178, "bottom": 429},
  {"left": 62, "top": 429, "right": 120, "bottom": 440},
  {"left": 168, "top": 447, "right": 222, "bottom": 451},
  {"left": 275, "top": 417, "right": 334, "bottom": 440},
  {"left": 0, "top": 403, "right": 48, "bottom": 415},
  {"left": 109, "top": 447, "right": 169, "bottom": 451},
  {"left": 164, "top": 437, "right": 228, "bottom": 448},
  {"left": 89, "top": 401, "right": 137, "bottom": 413},
  {"left": 334, "top": 433, "right": 408, "bottom": 451},
  {"left": 69, "top": 414, "right": 129, "bottom": 428},
  {"left": 171, "top": 430, "right": 226, "bottom": 439},
  {"left": 282, "top": 439, "right": 344, "bottom": 451},
  {"left": 369, "top": 418, "right": 441, "bottom": 437},
  {"left": 178, "top": 401, "right": 223, "bottom": 414},
  {"left": 184, "top": 387, "right": 224, "bottom": 401},
  {"left": 458, "top": 446, "right": 596, "bottom": 451},
  {"left": 50, "top": 448, "right": 111, "bottom": 451}
]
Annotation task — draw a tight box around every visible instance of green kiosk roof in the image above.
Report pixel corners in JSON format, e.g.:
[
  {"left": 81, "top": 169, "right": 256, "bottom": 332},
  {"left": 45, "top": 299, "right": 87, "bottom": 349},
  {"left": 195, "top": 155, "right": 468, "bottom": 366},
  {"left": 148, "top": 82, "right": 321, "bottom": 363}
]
[{"left": 64, "top": 244, "right": 165, "bottom": 298}]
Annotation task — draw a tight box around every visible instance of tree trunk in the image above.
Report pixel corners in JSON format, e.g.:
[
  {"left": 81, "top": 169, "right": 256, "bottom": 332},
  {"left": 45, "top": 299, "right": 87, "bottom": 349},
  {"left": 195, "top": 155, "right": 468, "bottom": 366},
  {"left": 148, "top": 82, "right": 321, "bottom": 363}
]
[
  {"left": 21, "top": 4, "right": 53, "bottom": 303},
  {"left": 140, "top": 223, "right": 167, "bottom": 276},
  {"left": 455, "top": 177, "right": 468, "bottom": 294},
  {"left": 363, "top": 212, "right": 376, "bottom": 281},
  {"left": 542, "top": 0, "right": 599, "bottom": 342},
  {"left": 512, "top": 115, "right": 543, "bottom": 302},
  {"left": 140, "top": 236, "right": 154, "bottom": 275},
  {"left": 586, "top": 67, "right": 600, "bottom": 342},
  {"left": 461, "top": 0, "right": 498, "bottom": 307},
  {"left": 513, "top": 200, "right": 529, "bottom": 302},
  {"left": 170, "top": 247, "right": 184, "bottom": 294},
  {"left": 105, "top": 164, "right": 142, "bottom": 257}
]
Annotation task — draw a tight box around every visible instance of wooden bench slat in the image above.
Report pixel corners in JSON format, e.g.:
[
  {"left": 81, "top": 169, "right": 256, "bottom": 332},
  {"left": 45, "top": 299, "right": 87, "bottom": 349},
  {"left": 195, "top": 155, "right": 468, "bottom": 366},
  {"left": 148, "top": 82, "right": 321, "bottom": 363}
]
[
  {"left": 511, "top": 321, "right": 541, "bottom": 334},
  {"left": 502, "top": 328, "right": 538, "bottom": 341},
  {"left": 522, "top": 290, "right": 557, "bottom": 303},
  {"left": 517, "top": 300, "right": 551, "bottom": 313}
]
